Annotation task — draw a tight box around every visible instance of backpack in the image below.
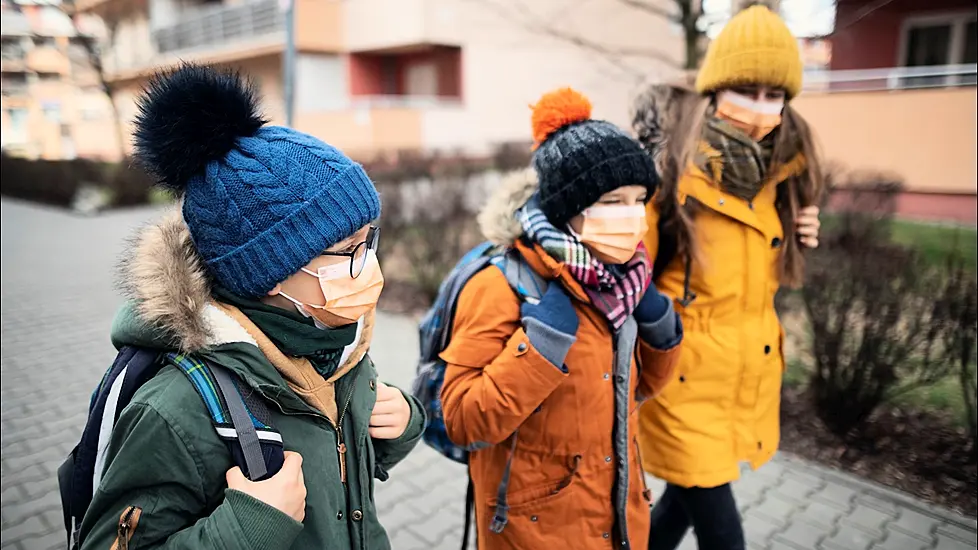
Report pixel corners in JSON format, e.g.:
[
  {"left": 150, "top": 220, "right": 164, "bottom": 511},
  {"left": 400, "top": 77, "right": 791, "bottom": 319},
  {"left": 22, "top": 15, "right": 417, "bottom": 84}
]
[
  {"left": 412, "top": 241, "right": 545, "bottom": 548},
  {"left": 57, "top": 346, "right": 284, "bottom": 550}
]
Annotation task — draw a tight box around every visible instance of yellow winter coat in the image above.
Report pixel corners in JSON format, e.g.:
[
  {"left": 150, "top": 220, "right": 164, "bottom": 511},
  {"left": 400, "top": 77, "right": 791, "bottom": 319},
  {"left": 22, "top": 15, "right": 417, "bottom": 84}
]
[{"left": 635, "top": 87, "right": 807, "bottom": 488}]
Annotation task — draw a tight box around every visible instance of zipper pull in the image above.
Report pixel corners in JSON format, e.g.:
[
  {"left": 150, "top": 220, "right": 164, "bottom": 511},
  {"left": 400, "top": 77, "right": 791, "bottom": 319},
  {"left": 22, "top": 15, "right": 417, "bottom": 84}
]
[
  {"left": 337, "top": 429, "right": 347, "bottom": 484},
  {"left": 118, "top": 506, "right": 136, "bottom": 550}
]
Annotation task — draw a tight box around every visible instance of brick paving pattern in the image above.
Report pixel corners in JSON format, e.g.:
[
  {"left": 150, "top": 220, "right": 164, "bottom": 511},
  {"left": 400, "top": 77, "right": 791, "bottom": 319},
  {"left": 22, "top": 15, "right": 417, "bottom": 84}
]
[{"left": 2, "top": 199, "right": 975, "bottom": 549}]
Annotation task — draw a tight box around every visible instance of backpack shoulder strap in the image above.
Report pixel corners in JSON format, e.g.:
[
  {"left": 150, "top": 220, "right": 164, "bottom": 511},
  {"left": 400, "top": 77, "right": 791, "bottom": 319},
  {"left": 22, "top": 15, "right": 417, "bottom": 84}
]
[
  {"left": 166, "top": 353, "right": 283, "bottom": 481},
  {"left": 425, "top": 251, "right": 499, "bottom": 359},
  {"left": 491, "top": 248, "right": 546, "bottom": 304},
  {"left": 60, "top": 346, "right": 162, "bottom": 549}
]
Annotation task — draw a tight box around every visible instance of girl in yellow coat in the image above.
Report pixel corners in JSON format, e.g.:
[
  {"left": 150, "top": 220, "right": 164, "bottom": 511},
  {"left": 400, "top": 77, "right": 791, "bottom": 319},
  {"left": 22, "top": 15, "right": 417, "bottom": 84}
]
[{"left": 632, "top": 6, "right": 823, "bottom": 549}]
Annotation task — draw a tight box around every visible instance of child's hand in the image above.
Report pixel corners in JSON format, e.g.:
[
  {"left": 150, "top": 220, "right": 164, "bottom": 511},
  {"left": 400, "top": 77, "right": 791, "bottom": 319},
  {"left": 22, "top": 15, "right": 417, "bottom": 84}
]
[
  {"left": 796, "top": 205, "right": 821, "bottom": 249},
  {"left": 227, "top": 451, "right": 306, "bottom": 522},
  {"left": 369, "top": 382, "right": 411, "bottom": 439}
]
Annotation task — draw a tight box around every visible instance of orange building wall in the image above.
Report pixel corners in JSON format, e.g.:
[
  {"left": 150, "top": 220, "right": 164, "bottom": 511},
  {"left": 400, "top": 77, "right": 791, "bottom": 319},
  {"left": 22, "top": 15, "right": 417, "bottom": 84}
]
[{"left": 793, "top": 87, "right": 977, "bottom": 195}]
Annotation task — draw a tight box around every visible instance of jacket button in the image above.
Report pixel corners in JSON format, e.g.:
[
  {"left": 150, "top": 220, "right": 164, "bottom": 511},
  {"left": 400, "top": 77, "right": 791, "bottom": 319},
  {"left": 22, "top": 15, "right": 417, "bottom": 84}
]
[
  {"left": 530, "top": 515, "right": 538, "bottom": 522},
  {"left": 603, "top": 373, "right": 610, "bottom": 380},
  {"left": 764, "top": 345, "right": 771, "bottom": 355},
  {"left": 603, "top": 532, "right": 610, "bottom": 539},
  {"left": 605, "top": 456, "right": 612, "bottom": 463},
  {"left": 369, "top": 379, "right": 376, "bottom": 390},
  {"left": 771, "top": 237, "right": 783, "bottom": 249},
  {"left": 718, "top": 199, "right": 725, "bottom": 206},
  {"left": 336, "top": 511, "right": 343, "bottom": 520},
  {"left": 679, "top": 375, "right": 686, "bottom": 383},
  {"left": 517, "top": 342, "right": 528, "bottom": 353},
  {"left": 351, "top": 510, "right": 363, "bottom": 521}
]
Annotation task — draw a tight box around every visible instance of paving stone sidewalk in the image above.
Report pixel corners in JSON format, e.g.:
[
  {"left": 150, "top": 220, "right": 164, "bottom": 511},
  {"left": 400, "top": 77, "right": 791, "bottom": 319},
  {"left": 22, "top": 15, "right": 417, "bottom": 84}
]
[{"left": 2, "top": 199, "right": 976, "bottom": 550}]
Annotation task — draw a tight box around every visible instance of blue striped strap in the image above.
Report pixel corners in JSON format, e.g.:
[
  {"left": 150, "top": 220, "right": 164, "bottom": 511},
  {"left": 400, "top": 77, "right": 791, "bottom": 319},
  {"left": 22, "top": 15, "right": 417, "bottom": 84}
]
[{"left": 166, "top": 353, "right": 271, "bottom": 430}]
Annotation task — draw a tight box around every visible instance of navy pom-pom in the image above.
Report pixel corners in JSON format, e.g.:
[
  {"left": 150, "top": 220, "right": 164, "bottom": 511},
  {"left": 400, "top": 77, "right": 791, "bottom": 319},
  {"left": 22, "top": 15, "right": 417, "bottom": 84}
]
[{"left": 132, "top": 63, "right": 266, "bottom": 192}]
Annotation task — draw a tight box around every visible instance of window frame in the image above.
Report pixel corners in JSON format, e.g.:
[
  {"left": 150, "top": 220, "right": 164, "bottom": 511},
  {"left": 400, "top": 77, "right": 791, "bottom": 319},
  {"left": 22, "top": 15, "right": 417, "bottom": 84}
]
[{"left": 897, "top": 11, "right": 978, "bottom": 68}]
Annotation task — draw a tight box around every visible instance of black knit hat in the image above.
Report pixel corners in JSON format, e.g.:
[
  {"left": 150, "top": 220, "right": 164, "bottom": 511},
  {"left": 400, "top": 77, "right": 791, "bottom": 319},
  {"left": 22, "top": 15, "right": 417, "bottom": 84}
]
[{"left": 531, "top": 88, "right": 659, "bottom": 228}]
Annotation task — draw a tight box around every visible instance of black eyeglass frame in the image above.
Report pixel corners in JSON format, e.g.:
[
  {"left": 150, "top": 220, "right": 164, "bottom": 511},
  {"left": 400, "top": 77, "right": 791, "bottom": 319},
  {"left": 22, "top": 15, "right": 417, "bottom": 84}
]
[{"left": 320, "top": 225, "right": 380, "bottom": 279}]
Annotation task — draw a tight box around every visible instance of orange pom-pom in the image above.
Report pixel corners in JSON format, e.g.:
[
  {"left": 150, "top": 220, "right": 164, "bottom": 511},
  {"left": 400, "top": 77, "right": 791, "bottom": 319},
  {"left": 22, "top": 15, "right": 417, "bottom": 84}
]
[{"left": 531, "top": 87, "right": 592, "bottom": 147}]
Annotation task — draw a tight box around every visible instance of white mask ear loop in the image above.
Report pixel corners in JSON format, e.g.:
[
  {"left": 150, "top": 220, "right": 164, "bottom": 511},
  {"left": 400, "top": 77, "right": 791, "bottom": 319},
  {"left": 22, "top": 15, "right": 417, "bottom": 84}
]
[{"left": 278, "top": 290, "right": 326, "bottom": 310}]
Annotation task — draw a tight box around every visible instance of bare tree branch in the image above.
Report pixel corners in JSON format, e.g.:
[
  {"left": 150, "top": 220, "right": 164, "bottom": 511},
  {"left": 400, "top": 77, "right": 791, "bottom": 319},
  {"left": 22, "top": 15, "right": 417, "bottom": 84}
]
[
  {"left": 477, "top": 0, "right": 681, "bottom": 75},
  {"left": 65, "top": 9, "right": 127, "bottom": 159},
  {"left": 615, "top": 0, "right": 678, "bottom": 22}
]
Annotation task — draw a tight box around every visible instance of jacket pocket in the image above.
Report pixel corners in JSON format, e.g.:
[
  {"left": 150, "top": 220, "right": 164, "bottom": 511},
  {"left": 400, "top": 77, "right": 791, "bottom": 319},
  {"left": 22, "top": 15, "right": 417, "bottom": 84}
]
[
  {"left": 485, "top": 470, "right": 583, "bottom": 547},
  {"left": 110, "top": 506, "right": 141, "bottom": 550}
]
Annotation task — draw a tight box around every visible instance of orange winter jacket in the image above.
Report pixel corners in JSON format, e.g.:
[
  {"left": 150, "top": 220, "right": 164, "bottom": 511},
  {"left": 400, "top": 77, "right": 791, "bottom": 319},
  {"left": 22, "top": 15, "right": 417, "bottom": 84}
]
[{"left": 440, "top": 169, "right": 681, "bottom": 550}]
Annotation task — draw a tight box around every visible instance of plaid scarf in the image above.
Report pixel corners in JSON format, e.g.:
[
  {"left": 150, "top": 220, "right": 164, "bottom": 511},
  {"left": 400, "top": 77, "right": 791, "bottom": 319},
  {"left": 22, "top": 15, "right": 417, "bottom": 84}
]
[
  {"left": 698, "top": 114, "right": 776, "bottom": 202},
  {"left": 517, "top": 196, "right": 651, "bottom": 330}
]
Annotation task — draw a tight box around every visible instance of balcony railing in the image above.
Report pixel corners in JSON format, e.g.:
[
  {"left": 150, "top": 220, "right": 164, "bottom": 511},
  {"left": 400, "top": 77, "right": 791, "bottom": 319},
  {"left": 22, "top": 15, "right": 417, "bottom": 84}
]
[
  {"left": 152, "top": 0, "right": 284, "bottom": 56},
  {"left": 803, "top": 64, "right": 978, "bottom": 93},
  {"left": 1, "top": 81, "right": 29, "bottom": 96}
]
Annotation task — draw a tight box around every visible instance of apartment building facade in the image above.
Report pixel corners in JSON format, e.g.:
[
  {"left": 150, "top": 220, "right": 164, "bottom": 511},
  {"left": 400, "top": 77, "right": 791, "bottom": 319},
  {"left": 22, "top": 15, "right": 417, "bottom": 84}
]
[
  {"left": 74, "top": 0, "right": 683, "bottom": 159},
  {"left": 1, "top": 0, "right": 119, "bottom": 160}
]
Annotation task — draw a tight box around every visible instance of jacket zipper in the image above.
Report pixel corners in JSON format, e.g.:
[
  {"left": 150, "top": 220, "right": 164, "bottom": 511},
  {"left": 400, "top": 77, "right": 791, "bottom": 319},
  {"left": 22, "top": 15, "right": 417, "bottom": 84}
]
[
  {"left": 237, "top": 366, "right": 363, "bottom": 484},
  {"left": 633, "top": 439, "right": 652, "bottom": 501},
  {"left": 334, "top": 376, "right": 359, "bottom": 484},
  {"left": 113, "top": 506, "right": 141, "bottom": 550}
]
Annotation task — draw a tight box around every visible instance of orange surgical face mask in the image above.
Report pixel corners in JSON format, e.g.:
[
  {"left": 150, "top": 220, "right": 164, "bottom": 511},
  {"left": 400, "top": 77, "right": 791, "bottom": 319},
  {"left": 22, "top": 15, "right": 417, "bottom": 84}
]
[
  {"left": 576, "top": 205, "right": 649, "bottom": 265},
  {"left": 715, "top": 90, "right": 784, "bottom": 141},
  {"left": 280, "top": 250, "right": 385, "bottom": 328}
]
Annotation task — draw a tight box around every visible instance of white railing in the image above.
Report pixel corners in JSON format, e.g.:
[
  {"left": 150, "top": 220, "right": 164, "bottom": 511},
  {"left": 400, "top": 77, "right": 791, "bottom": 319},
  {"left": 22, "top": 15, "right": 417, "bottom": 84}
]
[
  {"left": 152, "top": 0, "right": 284, "bottom": 56},
  {"left": 803, "top": 64, "right": 978, "bottom": 93}
]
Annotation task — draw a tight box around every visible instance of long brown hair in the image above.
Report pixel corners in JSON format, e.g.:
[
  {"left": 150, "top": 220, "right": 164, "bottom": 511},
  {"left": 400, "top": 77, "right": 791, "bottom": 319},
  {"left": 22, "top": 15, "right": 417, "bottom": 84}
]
[{"left": 652, "top": 88, "right": 824, "bottom": 288}]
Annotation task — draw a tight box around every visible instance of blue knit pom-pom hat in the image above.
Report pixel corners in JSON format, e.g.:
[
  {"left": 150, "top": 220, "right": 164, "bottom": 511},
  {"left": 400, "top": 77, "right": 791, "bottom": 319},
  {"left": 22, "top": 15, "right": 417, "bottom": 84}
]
[{"left": 132, "top": 63, "right": 380, "bottom": 298}]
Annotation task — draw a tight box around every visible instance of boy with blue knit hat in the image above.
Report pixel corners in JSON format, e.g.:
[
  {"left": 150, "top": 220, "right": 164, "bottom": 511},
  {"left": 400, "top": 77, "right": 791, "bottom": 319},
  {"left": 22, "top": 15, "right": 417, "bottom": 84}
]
[{"left": 77, "top": 64, "right": 424, "bottom": 549}]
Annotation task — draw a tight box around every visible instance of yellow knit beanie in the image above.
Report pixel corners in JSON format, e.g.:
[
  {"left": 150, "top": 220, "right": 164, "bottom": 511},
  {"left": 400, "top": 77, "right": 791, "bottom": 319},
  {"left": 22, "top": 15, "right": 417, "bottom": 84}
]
[{"left": 696, "top": 5, "right": 803, "bottom": 98}]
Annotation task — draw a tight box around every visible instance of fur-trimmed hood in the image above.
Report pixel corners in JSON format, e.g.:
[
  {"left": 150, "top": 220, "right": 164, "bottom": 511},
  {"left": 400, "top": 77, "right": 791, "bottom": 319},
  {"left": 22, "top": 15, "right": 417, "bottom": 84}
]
[
  {"left": 115, "top": 209, "right": 372, "bottom": 366},
  {"left": 117, "top": 208, "right": 222, "bottom": 352},
  {"left": 477, "top": 168, "right": 539, "bottom": 247}
]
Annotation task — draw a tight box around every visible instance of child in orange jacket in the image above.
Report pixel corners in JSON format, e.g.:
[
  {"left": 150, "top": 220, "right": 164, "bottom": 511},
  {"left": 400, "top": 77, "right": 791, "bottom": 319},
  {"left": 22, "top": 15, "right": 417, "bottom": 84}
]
[{"left": 439, "top": 88, "right": 683, "bottom": 550}]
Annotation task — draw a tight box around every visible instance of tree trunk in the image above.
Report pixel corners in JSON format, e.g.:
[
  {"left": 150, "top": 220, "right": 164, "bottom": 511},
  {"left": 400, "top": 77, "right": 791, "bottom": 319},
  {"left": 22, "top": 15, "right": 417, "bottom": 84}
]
[{"left": 676, "top": 0, "right": 703, "bottom": 69}]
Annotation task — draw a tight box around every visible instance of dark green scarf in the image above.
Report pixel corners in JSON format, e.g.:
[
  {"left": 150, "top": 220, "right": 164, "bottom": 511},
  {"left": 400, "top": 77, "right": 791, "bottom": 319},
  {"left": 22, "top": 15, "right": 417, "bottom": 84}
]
[
  {"left": 212, "top": 286, "right": 356, "bottom": 378},
  {"left": 699, "top": 114, "right": 776, "bottom": 202}
]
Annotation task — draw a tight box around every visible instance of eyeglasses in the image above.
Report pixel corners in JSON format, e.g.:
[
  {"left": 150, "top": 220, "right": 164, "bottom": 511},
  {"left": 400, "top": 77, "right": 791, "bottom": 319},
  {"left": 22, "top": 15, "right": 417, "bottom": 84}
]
[{"left": 320, "top": 226, "right": 381, "bottom": 279}]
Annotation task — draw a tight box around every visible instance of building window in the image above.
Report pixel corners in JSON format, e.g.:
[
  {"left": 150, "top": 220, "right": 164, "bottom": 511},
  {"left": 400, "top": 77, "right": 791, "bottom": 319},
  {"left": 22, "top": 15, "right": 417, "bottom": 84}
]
[
  {"left": 904, "top": 24, "right": 952, "bottom": 66},
  {"left": 1, "top": 37, "right": 26, "bottom": 60},
  {"left": 32, "top": 36, "right": 56, "bottom": 49},
  {"left": 43, "top": 102, "right": 61, "bottom": 123},
  {"left": 1, "top": 73, "right": 29, "bottom": 96},
  {"left": 405, "top": 61, "right": 438, "bottom": 97},
  {"left": 5, "top": 108, "right": 29, "bottom": 144},
  {"left": 900, "top": 13, "right": 978, "bottom": 87},
  {"left": 380, "top": 57, "right": 398, "bottom": 95}
]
